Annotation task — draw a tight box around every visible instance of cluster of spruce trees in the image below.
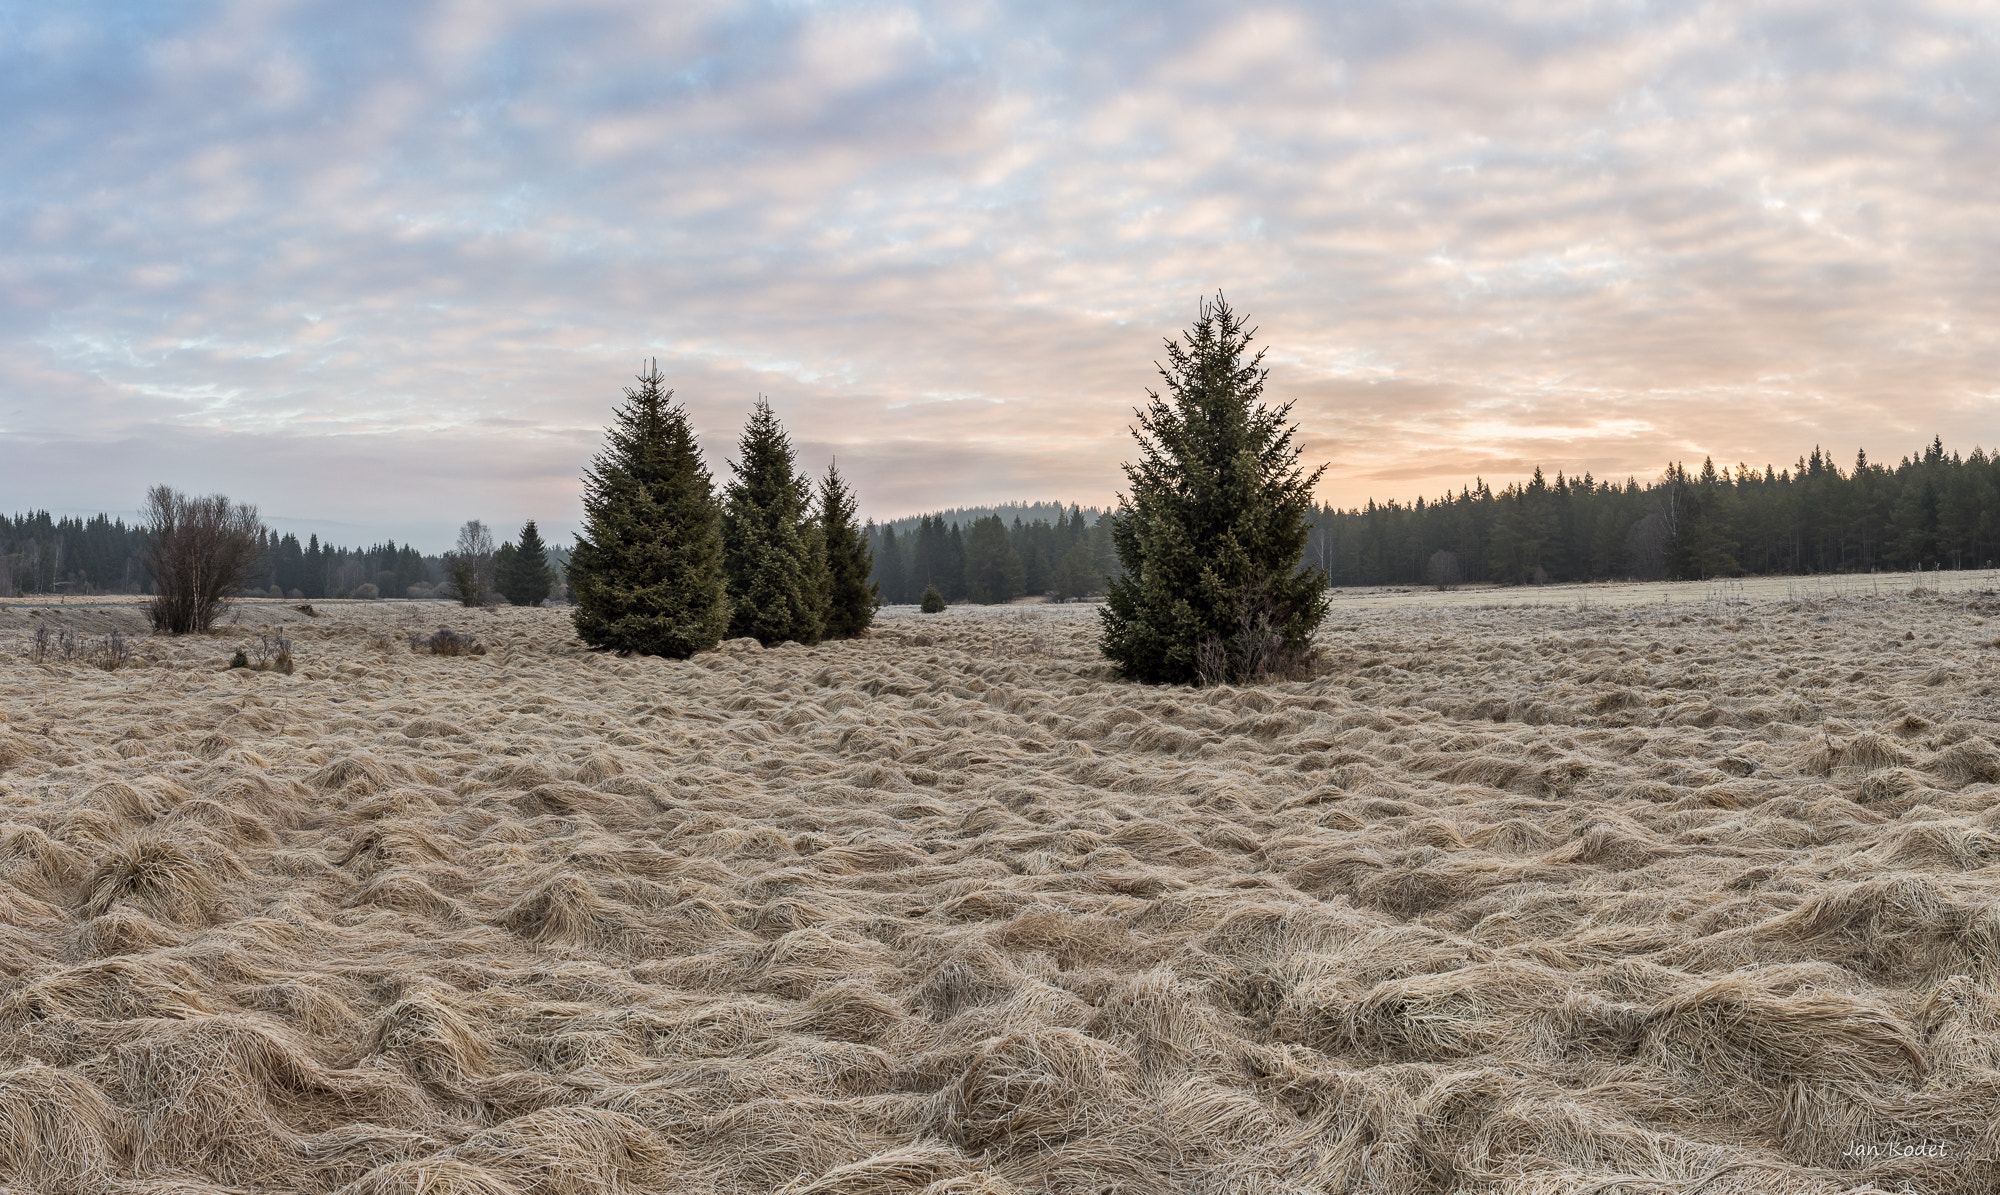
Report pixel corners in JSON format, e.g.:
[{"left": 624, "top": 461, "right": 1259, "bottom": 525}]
[
  {"left": 1307, "top": 438, "right": 2000, "bottom": 587},
  {"left": 865, "top": 507, "right": 1120, "bottom": 606},
  {"left": 568, "top": 365, "right": 875, "bottom": 657}
]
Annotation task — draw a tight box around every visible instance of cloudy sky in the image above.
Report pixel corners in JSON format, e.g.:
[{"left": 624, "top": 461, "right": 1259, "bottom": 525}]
[{"left": 3, "top": 1, "right": 1996, "bottom": 549}]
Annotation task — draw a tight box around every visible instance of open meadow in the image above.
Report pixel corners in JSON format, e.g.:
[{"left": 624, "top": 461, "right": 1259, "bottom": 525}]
[{"left": 1, "top": 576, "right": 1998, "bottom": 1194}]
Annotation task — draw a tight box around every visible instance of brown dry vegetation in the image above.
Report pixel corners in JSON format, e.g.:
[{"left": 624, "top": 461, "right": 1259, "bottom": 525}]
[{"left": 0, "top": 579, "right": 1997, "bottom": 1194}]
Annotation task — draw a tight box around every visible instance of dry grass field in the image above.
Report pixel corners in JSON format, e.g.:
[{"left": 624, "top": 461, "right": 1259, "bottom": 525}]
[{"left": 1, "top": 576, "right": 1998, "bottom": 1194}]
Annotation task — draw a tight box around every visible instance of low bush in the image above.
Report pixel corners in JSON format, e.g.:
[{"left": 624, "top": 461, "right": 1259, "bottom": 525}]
[{"left": 412, "top": 628, "right": 486, "bottom": 657}]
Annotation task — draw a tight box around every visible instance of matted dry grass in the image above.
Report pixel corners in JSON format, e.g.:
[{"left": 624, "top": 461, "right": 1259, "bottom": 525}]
[{"left": 0, "top": 579, "right": 1997, "bottom": 1194}]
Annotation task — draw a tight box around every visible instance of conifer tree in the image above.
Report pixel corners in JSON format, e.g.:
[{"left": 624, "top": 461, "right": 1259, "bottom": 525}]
[
  {"left": 723, "top": 397, "right": 828, "bottom": 645},
  {"left": 495, "top": 520, "right": 552, "bottom": 605},
  {"left": 513, "top": 519, "right": 553, "bottom": 606},
  {"left": 569, "top": 362, "right": 730, "bottom": 657},
  {"left": 818, "top": 461, "right": 877, "bottom": 637},
  {"left": 1100, "top": 294, "right": 1328, "bottom": 684}
]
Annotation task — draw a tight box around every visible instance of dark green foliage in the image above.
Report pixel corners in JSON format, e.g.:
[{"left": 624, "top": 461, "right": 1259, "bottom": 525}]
[
  {"left": 1053, "top": 537, "right": 1098, "bottom": 601},
  {"left": 495, "top": 520, "right": 553, "bottom": 606},
  {"left": 962, "top": 515, "right": 1025, "bottom": 604},
  {"left": 569, "top": 362, "right": 731, "bottom": 658},
  {"left": 229, "top": 649, "right": 249, "bottom": 669},
  {"left": 492, "top": 543, "right": 520, "bottom": 599},
  {"left": 1307, "top": 438, "right": 2000, "bottom": 584},
  {"left": 0, "top": 508, "right": 438, "bottom": 599},
  {"left": 818, "top": 463, "right": 877, "bottom": 638},
  {"left": 0, "top": 511, "right": 145, "bottom": 596},
  {"left": 1100, "top": 294, "right": 1328, "bottom": 685},
  {"left": 910, "top": 515, "right": 960, "bottom": 601},
  {"left": 867, "top": 504, "right": 1118, "bottom": 604},
  {"left": 723, "top": 397, "right": 828, "bottom": 646},
  {"left": 448, "top": 559, "right": 483, "bottom": 607},
  {"left": 1660, "top": 460, "right": 1740, "bottom": 581},
  {"left": 872, "top": 522, "right": 907, "bottom": 604},
  {"left": 919, "top": 584, "right": 946, "bottom": 613}
]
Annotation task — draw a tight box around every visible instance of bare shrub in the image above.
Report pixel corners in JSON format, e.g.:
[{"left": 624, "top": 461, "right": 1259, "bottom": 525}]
[
  {"left": 355, "top": 583, "right": 380, "bottom": 600},
  {"left": 412, "top": 627, "right": 485, "bottom": 657},
  {"left": 249, "top": 631, "right": 294, "bottom": 675},
  {"left": 28, "top": 625, "right": 49, "bottom": 664},
  {"left": 140, "top": 486, "right": 265, "bottom": 635},
  {"left": 96, "top": 631, "right": 132, "bottom": 671},
  {"left": 1192, "top": 592, "right": 1319, "bottom": 686}
]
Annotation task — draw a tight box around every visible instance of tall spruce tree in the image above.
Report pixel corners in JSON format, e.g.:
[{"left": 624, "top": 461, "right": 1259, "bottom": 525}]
[
  {"left": 818, "top": 461, "right": 877, "bottom": 637},
  {"left": 1100, "top": 294, "right": 1328, "bottom": 684},
  {"left": 723, "top": 397, "right": 828, "bottom": 645},
  {"left": 569, "top": 362, "right": 730, "bottom": 657}
]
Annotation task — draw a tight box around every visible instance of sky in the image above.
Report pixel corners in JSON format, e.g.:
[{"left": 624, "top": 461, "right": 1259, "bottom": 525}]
[{"left": 3, "top": 0, "right": 1997, "bottom": 551}]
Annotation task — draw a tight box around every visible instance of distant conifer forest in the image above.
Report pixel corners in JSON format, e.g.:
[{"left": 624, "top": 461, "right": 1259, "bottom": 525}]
[
  {"left": 5, "top": 438, "right": 1995, "bottom": 599},
  {"left": 0, "top": 517, "right": 573, "bottom": 602},
  {"left": 1301, "top": 439, "right": 1999, "bottom": 588}
]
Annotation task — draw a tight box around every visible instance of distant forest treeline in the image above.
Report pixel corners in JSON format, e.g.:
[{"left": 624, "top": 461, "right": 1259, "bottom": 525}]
[
  {"left": 866, "top": 506, "right": 1121, "bottom": 605},
  {"left": 0, "top": 514, "right": 570, "bottom": 600},
  {"left": 1305, "top": 439, "right": 2000, "bottom": 587},
  {"left": 872, "top": 501, "right": 1112, "bottom": 539},
  {"left": 872, "top": 438, "right": 2000, "bottom": 601},
  {"left": 8, "top": 437, "right": 1995, "bottom": 598}
]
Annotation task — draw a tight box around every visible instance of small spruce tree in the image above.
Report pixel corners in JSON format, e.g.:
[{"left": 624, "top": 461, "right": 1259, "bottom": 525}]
[
  {"left": 507, "top": 520, "right": 553, "bottom": 606},
  {"left": 569, "top": 362, "right": 730, "bottom": 657},
  {"left": 919, "top": 584, "right": 946, "bottom": 613},
  {"left": 818, "top": 461, "right": 877, "bottom": 637},
  {"left": 723, "top": 397, "right": 828, "bottom": 645},
  {"left": 1100, "top": 293, "right": 1329, "bottom": 684}
]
